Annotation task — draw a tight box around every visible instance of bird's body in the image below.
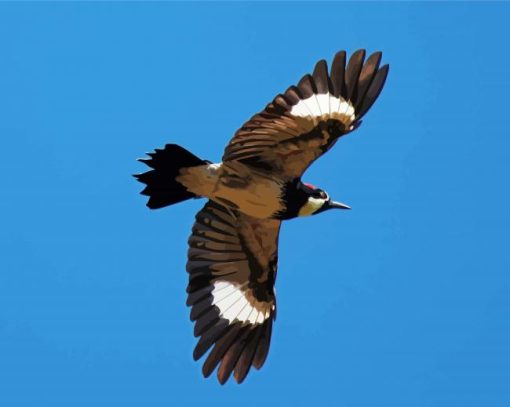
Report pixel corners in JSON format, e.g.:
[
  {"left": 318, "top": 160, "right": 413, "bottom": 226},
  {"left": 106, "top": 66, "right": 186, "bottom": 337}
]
[
  {"left": 177, "top": 161, "right": 287, "bottom": 219},
  {"left": 135, "top": 49, "right": 389, "bottom": 384}
]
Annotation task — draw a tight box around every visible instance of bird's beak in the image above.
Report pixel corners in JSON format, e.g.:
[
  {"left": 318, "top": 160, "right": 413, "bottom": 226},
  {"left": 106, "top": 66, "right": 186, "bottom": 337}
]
[{"left": 327, "top": 200, "right": 351, "bottom": 210}]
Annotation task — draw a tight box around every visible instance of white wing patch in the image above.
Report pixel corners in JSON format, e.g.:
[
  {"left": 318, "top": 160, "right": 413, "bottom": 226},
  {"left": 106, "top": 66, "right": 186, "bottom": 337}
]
[
  {"left": 290, "top": 92, "right": 356, "bottom": 125},
  {"left": 211, "top": 281, "right": 271, "bottom": 325}
]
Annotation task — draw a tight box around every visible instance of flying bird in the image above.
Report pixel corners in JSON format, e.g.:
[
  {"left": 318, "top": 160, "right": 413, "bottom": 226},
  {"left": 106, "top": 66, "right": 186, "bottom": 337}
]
[{"left": 134, "top": 49, "right": 389, "bottom": 384}]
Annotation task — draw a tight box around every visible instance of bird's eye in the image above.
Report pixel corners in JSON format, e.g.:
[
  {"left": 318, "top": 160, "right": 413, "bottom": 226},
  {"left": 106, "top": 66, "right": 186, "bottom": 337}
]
[{"left": 312, "top": 190, "right": 326, "bottom": 199}]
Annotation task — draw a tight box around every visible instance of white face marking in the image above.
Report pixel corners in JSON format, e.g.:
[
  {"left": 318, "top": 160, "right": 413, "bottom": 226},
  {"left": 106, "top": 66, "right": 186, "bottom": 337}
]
[
  {"left": 290, "top": 92, "right": 356, "bottom": 124},
  {"left": 211, "top": 281, "right": 270, "bottom": 325},
  {"left": 298, "top": 196, "right": 328, "bottom": 217}
]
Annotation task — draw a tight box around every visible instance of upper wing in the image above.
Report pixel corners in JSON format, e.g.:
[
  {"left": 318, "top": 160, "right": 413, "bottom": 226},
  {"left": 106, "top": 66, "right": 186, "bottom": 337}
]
[
  {"left": 222, "top": 49, "right": 389, "bottom": 179},
  {"left": 186, "top": 200, "right": 281, "bottom": 384}
]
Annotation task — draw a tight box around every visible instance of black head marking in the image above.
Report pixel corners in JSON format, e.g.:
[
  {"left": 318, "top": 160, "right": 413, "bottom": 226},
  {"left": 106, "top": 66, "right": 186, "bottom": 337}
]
[{"left": 276, "top": 180, "right": 329, "bottom": 219}]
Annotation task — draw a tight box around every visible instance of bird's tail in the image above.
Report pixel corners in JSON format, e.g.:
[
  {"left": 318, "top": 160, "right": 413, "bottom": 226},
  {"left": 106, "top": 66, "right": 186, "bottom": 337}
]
[{"left": 134, "top": 144, "right": 207, "bottom": 209}]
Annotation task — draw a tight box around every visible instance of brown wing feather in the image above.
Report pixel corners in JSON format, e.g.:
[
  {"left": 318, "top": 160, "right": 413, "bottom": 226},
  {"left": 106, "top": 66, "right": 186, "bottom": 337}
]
[
  {"left": 222, "top": 49, "right": 389, "bottom": 179},
  {"left": 344, "top": 49, "right": 366, "bottom": 101},
  {"left": 331, "top": 50, "right": 347, "bottom": 97},
  {"left": 187, "top": 200, "right": 280, "bottom": 384},
  {"left": 312, "top": 59, "right": 331, "bottom": 94}
]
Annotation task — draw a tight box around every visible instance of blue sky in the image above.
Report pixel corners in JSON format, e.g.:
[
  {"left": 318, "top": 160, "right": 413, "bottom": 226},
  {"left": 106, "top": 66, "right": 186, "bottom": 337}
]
[{"left": 1, "top": 2, "right": 509, "bottom": 406}]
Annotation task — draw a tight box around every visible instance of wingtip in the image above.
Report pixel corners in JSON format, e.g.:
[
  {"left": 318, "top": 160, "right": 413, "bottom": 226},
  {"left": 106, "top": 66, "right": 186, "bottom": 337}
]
[
  {"left": 202, "top": 362, "right": 215, "bottom": 378},
  {"left": 352, "top": 48, "right": 367, "bottom": 59},
  {"left": 217, "top": 371, "right": 229, "bottom": 385},
  {"left": 233, "top": 372, "right": 243, "bottom": 384},
  {"left": 192, "top": 348, "right": 202, "bottom": 361}
]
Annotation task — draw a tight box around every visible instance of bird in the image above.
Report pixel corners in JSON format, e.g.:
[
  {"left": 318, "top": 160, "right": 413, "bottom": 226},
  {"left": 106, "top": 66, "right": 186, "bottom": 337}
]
[{"left": 134, "top": 49, "right": 389, "bottom": 384}]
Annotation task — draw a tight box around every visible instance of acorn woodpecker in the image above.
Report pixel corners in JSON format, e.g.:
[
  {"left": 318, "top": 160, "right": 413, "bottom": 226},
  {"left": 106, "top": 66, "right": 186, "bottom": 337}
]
[{"left": 134, "top": 49, "right": 389, "bottom": 384}]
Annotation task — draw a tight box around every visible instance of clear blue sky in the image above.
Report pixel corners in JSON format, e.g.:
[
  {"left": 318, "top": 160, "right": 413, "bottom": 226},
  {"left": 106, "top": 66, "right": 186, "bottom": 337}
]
[{"left": 1, "top": 2, "right": 509, "bottom": 406}]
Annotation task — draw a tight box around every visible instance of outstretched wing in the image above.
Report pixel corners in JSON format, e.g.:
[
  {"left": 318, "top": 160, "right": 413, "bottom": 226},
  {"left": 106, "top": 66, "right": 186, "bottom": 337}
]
[
  {"left": 186, "top": 200, "right": 280, "bottom": 384},
  {"left": 223, "top": 49, "right": 389, "bottom": 179}
]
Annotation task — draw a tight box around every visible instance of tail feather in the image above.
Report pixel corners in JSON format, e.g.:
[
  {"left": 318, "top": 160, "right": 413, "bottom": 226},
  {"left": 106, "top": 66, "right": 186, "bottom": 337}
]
[{"left": 134, "top": 144, "right": 206, "bottom": 209}]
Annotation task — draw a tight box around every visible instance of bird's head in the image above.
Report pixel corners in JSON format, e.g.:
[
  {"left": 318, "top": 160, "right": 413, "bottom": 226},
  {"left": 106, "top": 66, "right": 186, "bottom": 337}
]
[{"left": 298, "top": 182, "right": 350, "bottom": 217}]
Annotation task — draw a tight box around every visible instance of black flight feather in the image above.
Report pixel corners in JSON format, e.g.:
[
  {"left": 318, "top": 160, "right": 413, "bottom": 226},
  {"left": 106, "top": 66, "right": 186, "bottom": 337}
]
[
  {"left": 354, "top": 51, "right": 382, "bottom": 109},
  {"left": 193, "top": 319, "right": 231, "bottom": 361},
  {"left": 202, "top": 324, "right": 245, "bottom": 378},
  {"left": 194, "top": 308, "right": 219, "bottom": 337},
  {"left": 344, "top": 49, "right": 366, "bottom": 102},
  {"left": 312, "top": 59, "right": 329, "bottom": 94},
  {"left": 283, "top": 85, "right": 302, "bottom": 105},
  {"left": 356, "top": 64, "right": 389, "bottom": 119},
  {"left": 297, "top": 74, "right": 316, "bottom": 98},
  {"left": 330, "top": 50, "right": 346, "bottom": 97},
  {"left": 217, "top": 328, "right": 252, "bottom": 384},
  {"left": 252, "top": 321, "right": 273, "bottom": 369},
  {"left": 233, "top": 328, "right": 262, "bottom": 383}
]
